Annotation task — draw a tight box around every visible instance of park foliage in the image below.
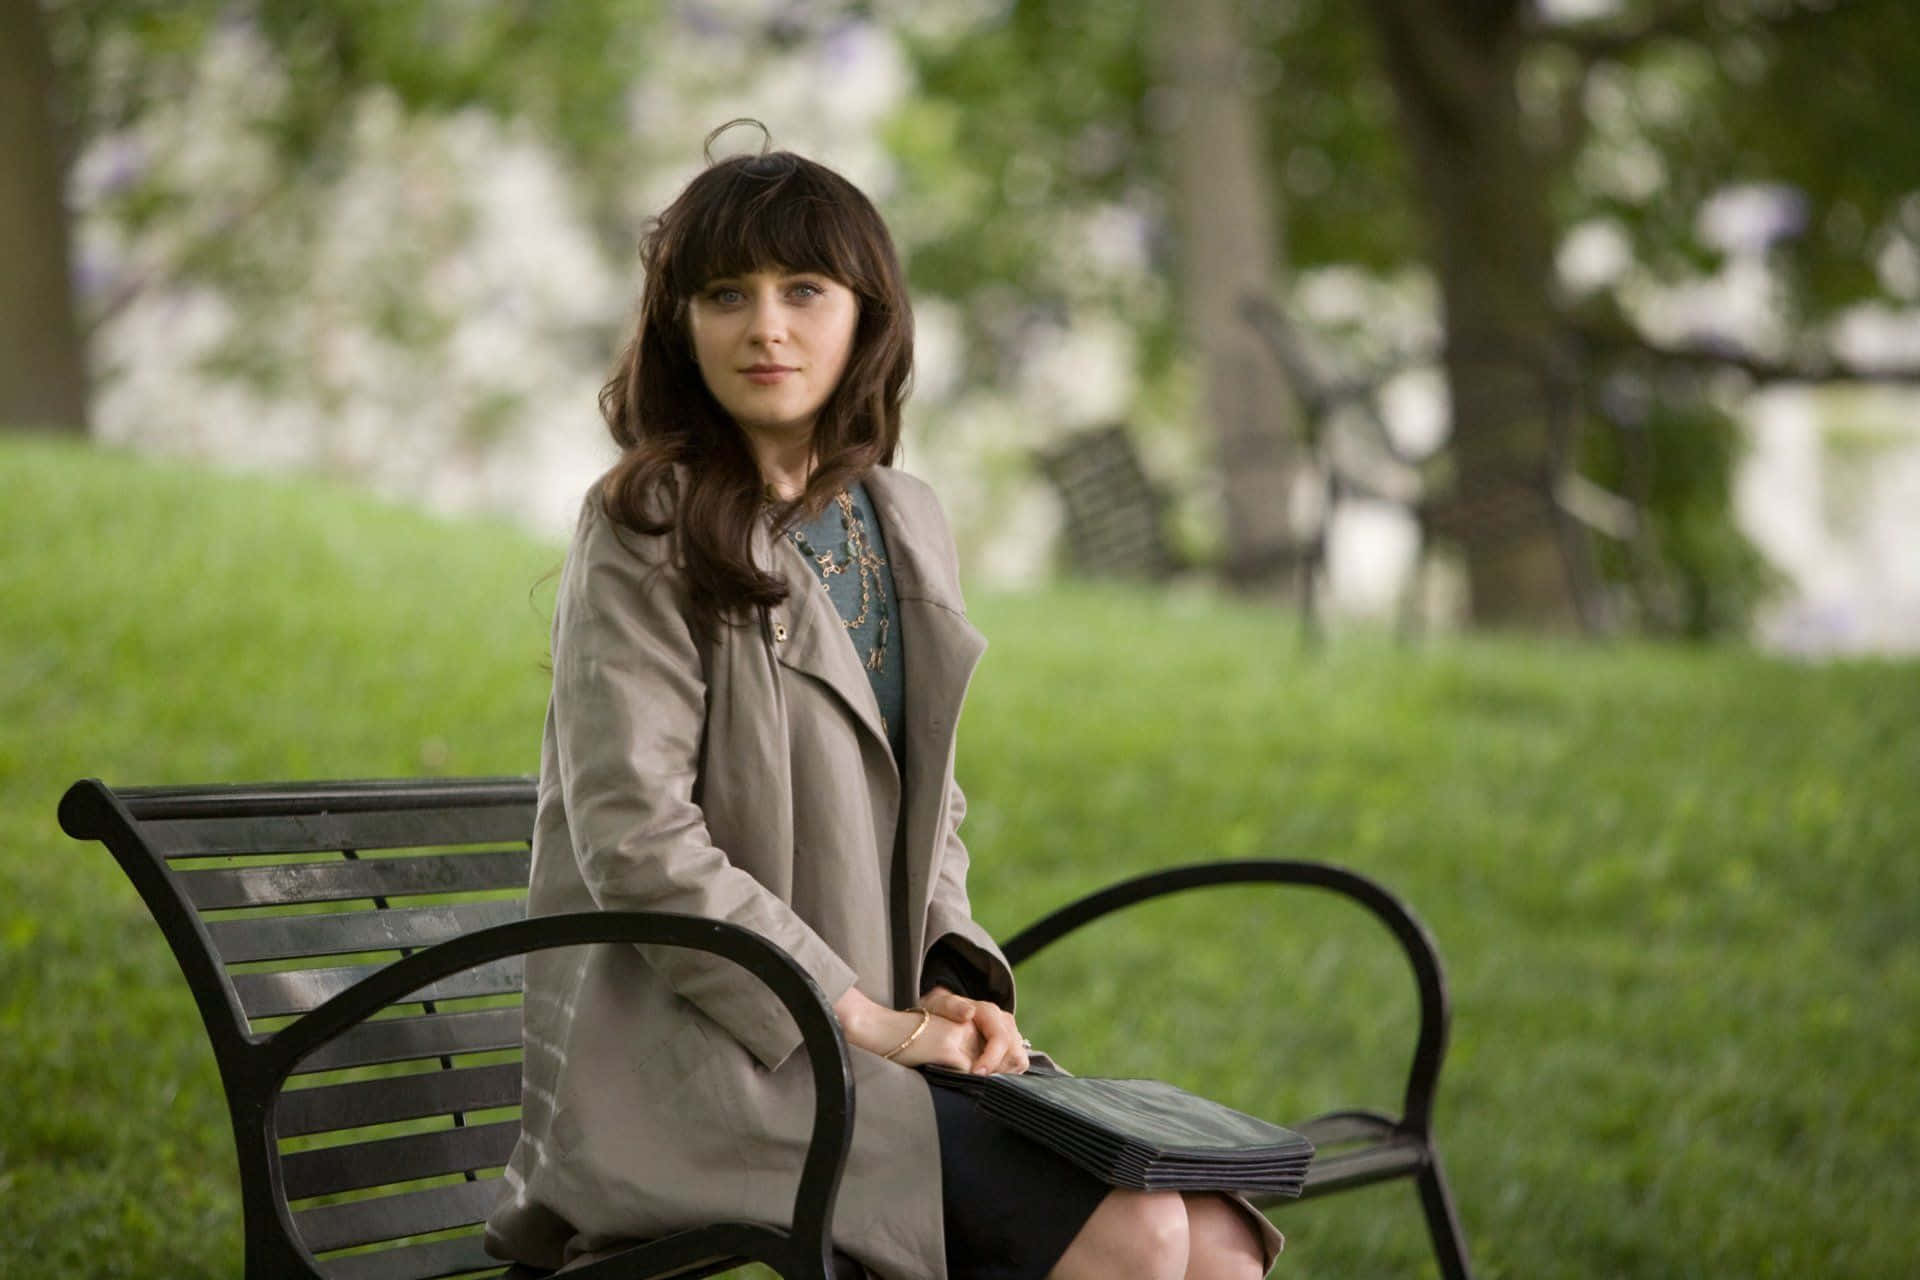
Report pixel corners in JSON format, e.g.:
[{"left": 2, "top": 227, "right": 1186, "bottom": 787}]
[{"left": 13, "top": 1, "right": 1920, "bottom": 630}]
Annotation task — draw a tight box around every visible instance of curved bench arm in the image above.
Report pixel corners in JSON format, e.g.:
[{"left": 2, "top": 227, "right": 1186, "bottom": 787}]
[
  {"left": 259, "top": 912, "right": 853, "bottom": 1275},
  {"left": 1002, "top": 859, "right": 1450, "bottom": 1134}
]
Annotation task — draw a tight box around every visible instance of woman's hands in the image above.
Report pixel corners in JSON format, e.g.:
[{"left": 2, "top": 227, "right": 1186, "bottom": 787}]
[
  {"left": 833, "top": 985, "right": 977, "bottom": 1070},
  {"left": 923, "top": 985, "right": 1031, "bottom": 1075},
  {"left": 832, "top": 985, "right": 1030, "bottom": 1074}
]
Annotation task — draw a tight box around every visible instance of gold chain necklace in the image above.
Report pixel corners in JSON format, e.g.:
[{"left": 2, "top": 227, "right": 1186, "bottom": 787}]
[{"left": 786, "top": 490, "right": 891, "bottom": 671}]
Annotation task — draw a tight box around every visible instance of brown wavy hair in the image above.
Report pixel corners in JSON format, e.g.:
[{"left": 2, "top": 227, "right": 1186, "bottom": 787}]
[{"left": 598, "top": 149, "right": 915, "bottom": 639}]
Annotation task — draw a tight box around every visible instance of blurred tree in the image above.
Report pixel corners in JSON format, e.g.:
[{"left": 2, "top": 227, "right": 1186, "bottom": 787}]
[
  {"left": 1, "top": 0, "right": 88, "bottom": 432},
  {"left": 1154, "top": 0, "right": 1308, "bottom": 588},
  {"left": 1363, "top": 0, "right": 1920, "bottom": 628},
  {"left": 893, "top": 0, "right": 1326, "bottom": 591},
  {"left": 897, "top": 0, "right": 1920, "bottom": 631},
  {"left": 1364, "top": 0, "right": 1579, "bottom": 626},
  {"left": 1, "top": 0, "right": 656, "bottom": 436}
]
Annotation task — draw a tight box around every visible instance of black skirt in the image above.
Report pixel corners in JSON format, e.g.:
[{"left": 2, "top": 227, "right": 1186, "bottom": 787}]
[{"left": 927, "top": 1077, "right": 1112, "bottom": 1280}]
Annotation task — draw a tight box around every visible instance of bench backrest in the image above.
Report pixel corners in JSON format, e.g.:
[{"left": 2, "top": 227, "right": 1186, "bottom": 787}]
[
  {"left": 61, "top": 778, "right": 539, "bottom": 1280},
  {"left": 1034, "top": 424, "right": 1178, "bottom": 581}
]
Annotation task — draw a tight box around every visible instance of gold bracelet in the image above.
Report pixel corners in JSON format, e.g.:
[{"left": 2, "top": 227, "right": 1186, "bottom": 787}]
[{"left": 881, "top": 1008, "right": 932, "bottom": 1061}]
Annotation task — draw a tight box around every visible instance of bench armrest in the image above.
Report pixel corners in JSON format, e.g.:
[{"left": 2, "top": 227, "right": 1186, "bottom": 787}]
[
  {"left": 1002, "top": 858, "right": 1450, "bottom": 1136},
  {"left": 259, "top": 911, "right": 853, "bottom": 1264}
]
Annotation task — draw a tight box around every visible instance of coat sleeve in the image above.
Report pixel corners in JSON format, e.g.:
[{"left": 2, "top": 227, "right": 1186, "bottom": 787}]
[
  {"left": 895, "top": 475, "right": 1018, "bottom": 1013},
  {"left": 922, "top": 776, "right": 1016, "bottom": 1012},
  {"left": 550, "top": 497, "right": 859, "bottom": 1070}
]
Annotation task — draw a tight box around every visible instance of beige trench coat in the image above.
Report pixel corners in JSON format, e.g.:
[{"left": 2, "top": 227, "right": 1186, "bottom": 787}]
[
  {"left": 485, "top": 465, "right": 1284, "bottom": 1277},
  {"left": 485, "top": 466, "right": 1018, "bottom": 1278}
]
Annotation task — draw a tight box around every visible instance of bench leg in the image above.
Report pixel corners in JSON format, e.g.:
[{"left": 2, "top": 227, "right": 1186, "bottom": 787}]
[{"left": 1416, "top": 1150, "right": 1473, "bottom": 1280}]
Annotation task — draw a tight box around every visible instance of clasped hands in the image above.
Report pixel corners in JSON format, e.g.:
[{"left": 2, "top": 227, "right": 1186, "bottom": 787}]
[{"left": 833, "top": 984, "right": 1031, "bottom": 1075}]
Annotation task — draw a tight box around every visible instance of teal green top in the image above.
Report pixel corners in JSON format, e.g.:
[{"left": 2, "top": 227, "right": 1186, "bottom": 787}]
[{"left": 785, "top": 482, "right": 906, "bottom": 758}]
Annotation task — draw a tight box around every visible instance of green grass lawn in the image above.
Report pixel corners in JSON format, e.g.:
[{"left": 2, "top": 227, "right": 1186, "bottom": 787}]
[{"left": 3, "top": 433, "right": 1916, "bottom": 1277}]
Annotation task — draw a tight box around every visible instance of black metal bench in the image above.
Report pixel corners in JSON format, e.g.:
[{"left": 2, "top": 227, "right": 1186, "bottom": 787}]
[{"left": 58, "top": 776, "right": 1472, "bottom": 1280}]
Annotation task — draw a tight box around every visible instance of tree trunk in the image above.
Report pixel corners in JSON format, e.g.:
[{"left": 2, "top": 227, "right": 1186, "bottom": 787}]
[
  {"left": 1, "top": 0, "right": 89, "bottom": 434},
  {"left": 1155, "top": 0, "right": 1307, "bottom": 590},
  {"left": 1364, "top": 0, "right": 1583, "bottom": 628}
]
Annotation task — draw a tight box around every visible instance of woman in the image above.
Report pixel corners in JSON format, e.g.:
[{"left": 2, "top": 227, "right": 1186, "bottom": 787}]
[{"left": 484, "top": 134, "right": 1282, "bottom": 1280}]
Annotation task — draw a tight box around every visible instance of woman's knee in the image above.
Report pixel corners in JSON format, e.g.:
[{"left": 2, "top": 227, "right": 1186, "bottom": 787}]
[
  {"left": 1181, "top": 1193, "right": 1268, "bottom": 1280},
  {"left": 1052, "top": 1189, "right": 1189, "bottom": 1280},
  {"left": 1125, "top": 1191, "right": 1191, "bottom": 1276}
]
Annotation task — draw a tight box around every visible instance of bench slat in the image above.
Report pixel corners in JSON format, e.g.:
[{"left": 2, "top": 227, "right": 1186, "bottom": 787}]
[
  {"left": 210, "top": 902, "right": 526, "bottom": 965},
  {"left": 282, "top": 1120, "right": 520, "bottom": 1201},
  {"left": 280, "top": 1063, "right": 522, "bottom": 1138},
  {"left": 1296, "top": 1138, "right": 1429, "bottom": 1198},
  {"left": 1297, "top": 1112, "right": 1395, "bottom": 1147},
  {"left": 235, "top": 958, "right": 524, "bottom": 1020},
  {"left": 292, "top": 1010, "right": 524, "bottom": 1075},
  {"left": 113, "top": 778, "right": 531, "bottom": 820},
  {"left": 295, "top": 1179, "right": 505, "bottom": 1254},
  {"left": 145, "top": 806, "right": 536, "bottom": 858},
  {"left": 181, "top": 851, "right": 532, "bottom": 910},
  {"left": 291, "top": 1013, "right": 522, "bottom": 1082},
  {"left": 317, "top": 1232, "right": 505, "bottom": 1280}
]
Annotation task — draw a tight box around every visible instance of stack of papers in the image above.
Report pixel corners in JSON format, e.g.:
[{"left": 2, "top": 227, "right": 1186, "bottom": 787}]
[{"left": 924, "top": 1064, "right": 1314, "bottom": 1196}]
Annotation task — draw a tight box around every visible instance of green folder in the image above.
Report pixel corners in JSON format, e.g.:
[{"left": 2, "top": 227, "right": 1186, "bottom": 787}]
[{"left": 924, "top": 1063, "right": 1314, "bottom": 1196}]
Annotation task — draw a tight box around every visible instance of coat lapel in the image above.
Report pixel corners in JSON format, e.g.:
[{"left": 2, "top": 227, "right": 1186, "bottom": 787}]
[
  {"left": 759, "top": 519, "right": 896, "bottom": 766},
  {"left": 758, "top": 468, "right": 986, "bottom": 996},
  {"left": 863, "top": 468, "right": 988, "bottom": 977}
]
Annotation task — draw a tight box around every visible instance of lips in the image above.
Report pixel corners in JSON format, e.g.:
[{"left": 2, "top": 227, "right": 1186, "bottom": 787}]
[{"left": 742, "top": 364, "right": 796, "bottom": 385}]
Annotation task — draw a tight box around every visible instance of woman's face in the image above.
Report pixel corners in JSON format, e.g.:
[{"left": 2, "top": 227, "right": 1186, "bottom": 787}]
[{"left": 687, "top": 267, "right": 860, "bottom": 442}]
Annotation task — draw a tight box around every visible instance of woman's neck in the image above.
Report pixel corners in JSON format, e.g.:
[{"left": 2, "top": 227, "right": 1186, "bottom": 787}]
[{"left": 745, "top": 426, "right": 815, "bottom": 500}]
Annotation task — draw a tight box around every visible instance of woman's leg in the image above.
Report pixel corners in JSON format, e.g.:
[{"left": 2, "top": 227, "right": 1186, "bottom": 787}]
[
  {"left": 1048, "top": 1189, "right": 1190, "bottom": 1280},
  {"left": 1180, "top": 1193, "right": 1268, "bottom": 1280}
]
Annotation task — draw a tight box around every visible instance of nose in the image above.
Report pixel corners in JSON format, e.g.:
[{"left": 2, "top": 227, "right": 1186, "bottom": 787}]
[{"left": 745, "top": 289, "right": 787, "bottom": 347}]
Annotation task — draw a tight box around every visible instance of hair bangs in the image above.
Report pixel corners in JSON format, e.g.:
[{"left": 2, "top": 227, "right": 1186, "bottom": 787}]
[{"left": 668, "top": 157, "right": 879, "bottom": 298}]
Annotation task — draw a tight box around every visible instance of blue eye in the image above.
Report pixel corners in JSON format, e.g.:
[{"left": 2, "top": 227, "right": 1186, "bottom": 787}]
[
  {"left": 708, "top": 286, "right": 744, "bottom": 305},
  {"left": 789, "top": 281, "right": 825, "bottom": 300}
]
